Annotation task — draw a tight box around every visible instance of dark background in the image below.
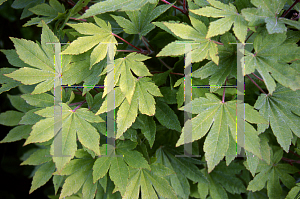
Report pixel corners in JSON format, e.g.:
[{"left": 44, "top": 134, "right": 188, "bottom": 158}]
[{"left": 0, "top": 0, "right": 53, "bottom": 198}]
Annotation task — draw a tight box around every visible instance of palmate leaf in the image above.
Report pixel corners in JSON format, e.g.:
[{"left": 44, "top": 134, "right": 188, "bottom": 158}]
[
  {"left": 55, "top": 149, "right": 97, "bottom": 199},
  {"left": 155, "top": 147, "right": 207, "bottom": 199},
  {"left": 190, "top": 0, "right": 248, "bottom": 42},
  {"left": 254, "top": 83, "right": 300, "bottom": 152},
  {"left": 246, "top": 146, "right": 299, "bottom": 199},
  {"left": 4, "top": 21, "right": 58, "bottom": 94},
  {"left": 93, "top": 141, "right": 150, "bottom": 196},
  {"left": 61, "top": 16, "right": 118, "bottom": 68},
  {"left": 20, "top": 147, "right": 56, "bottom": 194},
  {"left": 79, "top": 0, "right": 158, "bottom": 19},
  {"left": 123, "top": 162, "right": 177, "bottom": 199},
  {"left": 241, "top": 0, "right": 300, "bottom": 34},
  {"left": 111, "top": 2, "right": 172, "bottom": 39},
  {"left": 23, "top": 103, "right": 104, "bottom": 172},
  {"left": 200, "top": 161, "right": 247, "bottom": 199},
  {"left": 176, "top": 93, "right": 268, "bottom": 173},
  {"left": 154, "top": 16, "right": 219, "bottom": 65},
  {"left": 244, "top": 30, "right": 300, "bottom": 94},
  {"left": 192, "top": 32, "right": 237, "bottom": 92}
]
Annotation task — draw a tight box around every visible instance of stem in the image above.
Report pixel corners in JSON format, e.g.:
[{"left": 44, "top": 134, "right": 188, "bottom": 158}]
[
  {"left": 72, "top": 100, "right": 86, "bottom": 112},
  {"left": 76, "top": 88, "right": 82, "bottom": 94},
  {"left": 246, "top": 74, "right": 267, "bottom": 94},
  {"left": 70, "top": 17, "right": 87, "bottom": 22},
  {"left": 93, "top": 88, "right": 100, "bottom": 93},
  {"left": 160, "top": 0, "right": 188, "bottom": 16},
  {"left": 141, "top": 36, "right": 152, "bottom": 54},
  {"left": 151, "top": 71, "right": 184, "bottom": 76},
  {"left": 290, "top": 150, "right": 300, "bottom": 159},
  {"left": 183, "top": 0, "right": 186, "bottom": 12},
  {"left": 251, "top": 73, "right": 264, "bottom": 81},
  {"left": 158, "top": 58, "right": 173, "bottom": 70},
  {"left": 112, "top": 33, "right": 147, "bottom": 54},
  {"left": 281, "top": 0, "right": 300, "bottom": 17},
  {"left": 117, "top": 50, "right": 140, "bottom": 53},
  {"left": 142, "top": 36, "right": 155, "bottom": 51},
  {"left": 222, "top": 78, "right": 227, "bottom": 103},
  {"left": 212, "top": 40, "right": 224, "bottom": 45},
  {"left": 245, "top": 31, "right": 254, "bottom": 43},
  {"left": 69, "top": 101, "right": 84, "bottom": 106}
]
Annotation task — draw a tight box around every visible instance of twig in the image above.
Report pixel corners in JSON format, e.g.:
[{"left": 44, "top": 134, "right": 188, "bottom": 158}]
[
  {"left": 160, "top": 0, "right": 188, "bottom": 16},
  {"left": 281, "top": 0, "right": 300, "bottom": 17},
  {"left": 246, "top": 74, "right": 267, "bottom": 94},
  {"left": 251, "top": 73, "right": 264, "bottom": 82},
  {"left": 158, "top": 58, "right": 173, "bottom": 70}
]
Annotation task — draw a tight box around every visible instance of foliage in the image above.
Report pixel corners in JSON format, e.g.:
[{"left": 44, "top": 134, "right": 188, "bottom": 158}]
[{"left": 1, "top": 0, "right": 300, "bottom": 198}]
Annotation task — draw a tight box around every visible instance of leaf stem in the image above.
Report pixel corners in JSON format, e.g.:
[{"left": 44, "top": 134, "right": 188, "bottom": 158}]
[
  {"left": 160, "top": 0, "right": 188, "bottom": 16},
  {"left": 72, "top": 100, "right": 86, "bottom": 112},
  {"left": 212, "top": 40, "right": 224, "bottom": 45},
  {"left": 151, "top": 71, "right": 184, "bottom": 76},
  {"left": 117, "top": 50, "right": 140, "bottom": 53},
  {"left": 245, "top": 31, "right": 254, "bottom": 43},
  {"left": 112, "top": 33, "right": 149, "bottom": 54},
  {"left": 222, "top": 78, "right": 227, "bottom": 103},
  {"left": 281, "top": 0, "right": 300, "bottom": 17},
  {"left": 70, "top": 17, "right": 87, "bottom": 22},
  {"left": 251, "top": 73, "right": 264, "bottom": 82},
  {"left": 246, "top": 74, "right": 267, "bottom": 94},
  {"left": 158, "top": 58, "right": 173, "bottom": 70},
  {"left": 183, "top": 0, "right": 186, "bottom": 13}
]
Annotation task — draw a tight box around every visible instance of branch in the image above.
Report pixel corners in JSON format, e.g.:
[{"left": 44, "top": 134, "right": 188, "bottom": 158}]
[
  {"left": 246, "top": 74, "right": 267, "bottom": 94},
  {"left": 281, "top": 0, "right": 300, "bottom": 17}
]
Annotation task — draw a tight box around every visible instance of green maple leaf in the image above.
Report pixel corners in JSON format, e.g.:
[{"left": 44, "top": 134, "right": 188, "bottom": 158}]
[
  {"left": 176, "top": 93, "right": 268, "bottom": 173},
  {"left": 55, "top": 149, "right": 97, "bottom": 199},
  {"left": 93, "top": 140, "right": 150, "bottom": 196},
  {"left": 79, "top": 0, "right": 159, "bottom": 19},
  {"left": 241, "top": 0, "right": 300, "bottom": 34},
  {"left": 244, "top": 30, "right": 300, "bottom": 94},
  {"left": 123, "top": 162, "right": 177, "bottom": 199},
  {"left": 190, "top": 0, "right": 248, "bottom": 43},
  {"left": 254, "top": 83, "right": 300, "bottom": 152},
  {"left": 155, "top": 147, "right": 207, "bottom": 199},
  {"left": 5, "top": 21, "right": 58, "bottom": 94},
  {"left": 20, "top": 147, "right": 56, "bottom": 194},
  {"left": 200, "top": 161, "right": 247, "bottom": 199},
  {"left": 246, "top": 146, "right": 299, "bottom": 199},
  {"left": 192, "top": 32, "right": 237, "bottom": 92},
  {"left": 154, "top": 16, "right": 219, "bottom": 65},
  {"left": 111, "top": 3, "right": 172, "bottom": 39},
  {"left": 23, "top": 103, "right": 104, "bottom": 172},
  {"left": 61, "top": 16, "right": 118, "bottom": 69},
  {"left": 24, "top": 0, "right": 66, "bottom": 27}
]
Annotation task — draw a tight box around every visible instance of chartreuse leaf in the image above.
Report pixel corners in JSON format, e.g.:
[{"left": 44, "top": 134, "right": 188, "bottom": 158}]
[
  {"left": 286, "top": 183, "right": 300, "bottom": 199},
  {"left": 192, "top": 32, "right": 237, "bottom": 92},
  {"left": 254, "top": 83, "right": 300, "bottom": 152},
  {"left": 241, "top": 0, "right": 300, "bottom": 34},
  {"left": 154, "top": 16, "right": 219, "bottom": 65},
  {"left": 246, "top": 146, "right": 299, "bottom": 199},
  {"left": 155, "top": 147, "right": 207, "bottom": 199},
  {"left": 93, "top": 141, "right": 150, "bottom": 197},
  {"left": 57, "top": 149, "right": 96, "bottom": 199},
  {"left": 123, "top": 162, "right": 177, "bottom": 199},
  {"left": 4, "top": 21, "right": 59, "bottom": 94},
  {"left": 101, "top": 53, "right": 153, "bottom": 105},
  {"left": 79, "top": 0, "right": 159, "bottom": 19},
  {"left": 176, "top": 93, "right": 268, "bottom": 173},
  {"left": 23, "top": 103, "right": 104, "bottom": 172},
  {"left": 111, "top": 2, "right": 172, "bottom": 39},
  {"left": 244, "top": 31, "right": 300, "bottom": 94},
  {"left": 61, "top": 16, "right": 118, "bottom": 68},
  {"left": 190, "top": 0, "right": 248, "bottom": 42}
]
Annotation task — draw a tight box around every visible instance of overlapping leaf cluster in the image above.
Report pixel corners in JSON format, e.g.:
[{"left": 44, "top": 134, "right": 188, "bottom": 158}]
[{"left": 1, "top": 0, "right": 300, "bottom": 198}]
